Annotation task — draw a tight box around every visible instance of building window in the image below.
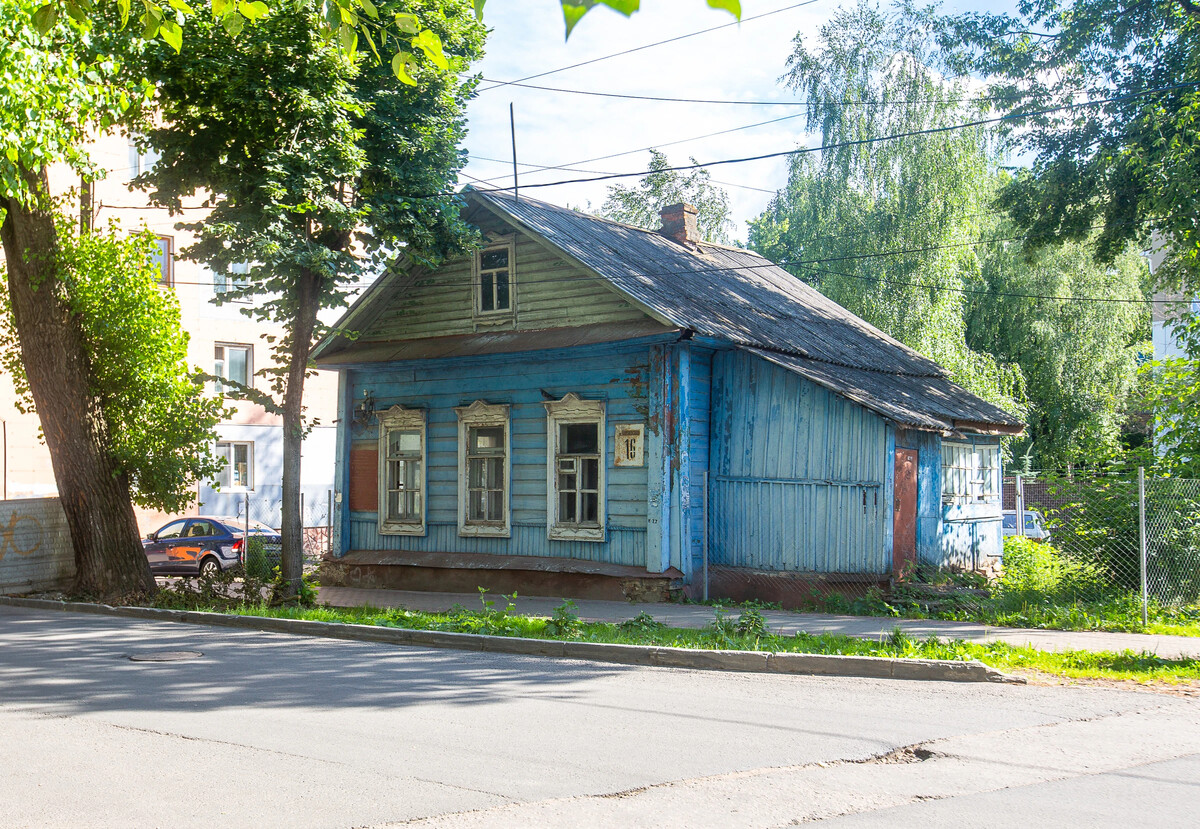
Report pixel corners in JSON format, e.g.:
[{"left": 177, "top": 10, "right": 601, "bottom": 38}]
[
  {"left": 378, "top": 405, "right": 425, "bottom": 535},
  {"left": 128, "top": 140, "right": 160, "bottom": 179},
  {"left": 545, "top": 394, "right": 606, "bottom": 541},
  {"left": 941, "top": 441, "right": 1000, "bottom": 505},
  {"left": 215, "top": 441, "right": 253, "bottom": 490},
  {"left": 214, "top": 262, "right": 252, "bottom": 298},
  {"left": 151, "top": 235, "right": 172, "bottom": 286},
  {"left": 455, "top": 400, "right": 510, "bottom": 537},
  {"left": 474, "top": 239, "right": 515, "bottom": 317},
  {"left": 214, "top": 344, "right": 251, "bottom": 394}
]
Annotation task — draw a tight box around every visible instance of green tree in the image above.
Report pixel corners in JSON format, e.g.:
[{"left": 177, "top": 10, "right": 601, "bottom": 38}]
[
  {"left": 939, "top": 0, "right": 1200, "bottom": 291},
  {"left": 1143, "top": 313, "right": 1200, "bottom": 477},
  {"left": 1, "top": 224, "right": 226, "bottom": 511},
  {"left": 748, "top": 0, "right": 1022, "bottom": 413},
  {"left": 599, "top": 150, "right": 735, "bottom": 245},
  {"left": 135, "top": 0, "right": 484, "bottom": 598},
  {"left": 965, "top": 226, "right": 1150, "bottom": 468}
]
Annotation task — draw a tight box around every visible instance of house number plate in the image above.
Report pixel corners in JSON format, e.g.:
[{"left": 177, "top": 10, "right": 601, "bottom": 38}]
[{"left": 614, "top": 423, "right": 645, "bottom": 467}]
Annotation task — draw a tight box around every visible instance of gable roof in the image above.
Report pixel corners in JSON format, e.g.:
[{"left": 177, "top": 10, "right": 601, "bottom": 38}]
[{"left": 315, "top": 187, "right": 1022, "bottom": 434}]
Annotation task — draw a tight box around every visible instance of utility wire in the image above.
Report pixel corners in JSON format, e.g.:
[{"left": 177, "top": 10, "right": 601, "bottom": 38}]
[
  {"left": 475, "top": 1, "right": 820, "bottom": 93},
  {"left": 463, "top": 80, "right": 1200, "bottom": 195}
]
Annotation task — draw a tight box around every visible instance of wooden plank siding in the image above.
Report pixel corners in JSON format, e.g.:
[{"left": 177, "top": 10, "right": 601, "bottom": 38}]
[
  {"left": 344, "top": 342, "right": 654, "bottom": 565},
  {"left": 358, "top": 230, "right": 650, "bottom": 344},
  {"left": 708, "top": 350, "right": 889, "bottom": 574}
]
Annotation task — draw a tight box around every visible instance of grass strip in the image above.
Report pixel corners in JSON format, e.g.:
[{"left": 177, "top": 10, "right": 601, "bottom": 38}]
[{"left": 206, "top": 601, "right": 1200, "bottom": 685}]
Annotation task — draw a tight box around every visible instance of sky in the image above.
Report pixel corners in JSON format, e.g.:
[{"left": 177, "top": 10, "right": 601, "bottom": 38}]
[{"left": 458, "top": 0, "right": 1008, "bottom": 243}]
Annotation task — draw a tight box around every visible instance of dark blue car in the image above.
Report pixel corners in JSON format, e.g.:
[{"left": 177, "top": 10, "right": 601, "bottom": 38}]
[{"left": 143, "top": 516, "right": 281, "bottom": 577}]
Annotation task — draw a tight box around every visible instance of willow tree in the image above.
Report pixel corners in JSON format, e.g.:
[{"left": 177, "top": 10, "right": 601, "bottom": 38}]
[
  {"left": 135, "top": 0, "right": 485, "bottom": 598},
  {"left": 748, "top": 0, "right": 1022, "bottom": 413}
]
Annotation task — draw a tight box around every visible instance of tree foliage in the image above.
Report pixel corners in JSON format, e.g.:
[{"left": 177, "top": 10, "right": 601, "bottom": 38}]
[
  {"left": 1143, "top": 313, "right": 1200, "bottom": 477},
  {"left": 748, "top": 0, "right": 1023, "bottom": 414},
  {"left": 939, "top": 0, "right": 1200, "bottom": 291},
  {"left": 964, "top": 226, "right": 1150, "bottom": 468},
  {"left": 133, "top": 0, "right": 484, "bottom": 595},
  {"left": 1, "top": 224, "right": 226, "bottom": 511},
  {"left": 599, "top": 149, "right": 735, "bottom": 245}
]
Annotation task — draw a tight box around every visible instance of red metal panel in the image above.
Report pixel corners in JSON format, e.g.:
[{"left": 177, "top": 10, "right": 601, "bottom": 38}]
[
  {"left": 349, "top": 448, "right": 378, "bottom": 513},
  {"left": 893, "top": 448, "right": 918, "bottom": 575}
]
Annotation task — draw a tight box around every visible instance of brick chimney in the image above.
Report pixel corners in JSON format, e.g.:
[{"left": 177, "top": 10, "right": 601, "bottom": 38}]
[{"left": 659, "top": 203, "right": 700, "bottom": 246}]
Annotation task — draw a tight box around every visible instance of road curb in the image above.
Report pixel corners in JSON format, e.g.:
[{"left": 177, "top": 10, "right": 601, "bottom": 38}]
[{"left": 0, "top": 595, "right": 1024, "bottom": 684}]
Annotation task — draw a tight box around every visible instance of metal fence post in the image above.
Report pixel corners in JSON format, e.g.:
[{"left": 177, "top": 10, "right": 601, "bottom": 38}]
[
  {"left": 327, "top": 489, "right": 333, "bottom": 557},
  {"left": 1016, "top": 474, "right": 1025, "bottom": 537},
  {"left": 1139, "top": 466, "right": 1148, "bottom": 627},
  {"left": 702, "top": 471, "right": 709, "bottom": 602}
]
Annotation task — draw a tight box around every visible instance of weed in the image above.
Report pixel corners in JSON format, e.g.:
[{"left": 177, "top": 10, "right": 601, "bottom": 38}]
[
  {"left": 735, "top": 609, "right": 770, "bottom": 638},
  {"left": 619, "top": 611, "right": 666, "bottom": 634},
  {"left": 546, "top": 600, "right": 582, "bottom": 638}
]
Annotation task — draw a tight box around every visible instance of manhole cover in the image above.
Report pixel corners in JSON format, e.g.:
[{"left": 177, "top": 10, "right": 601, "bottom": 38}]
[{"left": 128, "top": 651, "right": 204, "bottom": 662}]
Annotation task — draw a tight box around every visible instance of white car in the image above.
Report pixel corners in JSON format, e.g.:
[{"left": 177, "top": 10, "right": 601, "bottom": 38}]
[{"left": 1002, "top": 510, "right": 1052, "bottom": 543}]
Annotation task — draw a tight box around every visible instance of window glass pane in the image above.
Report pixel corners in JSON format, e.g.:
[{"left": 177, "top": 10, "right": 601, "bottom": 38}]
[
  {"left": 480, "top": 273, "right": 494, "bottom": 312},
  {"left": 562, "top": 422, "right": 598, "bottom": 454},
  {"left": 485, "top": 457, "right": 503, "bottom": 489},
  {"left": 468, "top": 458, "right": 486, "bottom": 489},
  {"left": 480, "top": 248, "right": 508, "bottom": 270},
  {"left": 494, "top": 271, "right": 509, "bottom": 309},
  {"left": 470, "top": 426, "right": 504, "bottom": 453},
  {"left": 152, "top": 237, "right": 170, "bottom": 284},
  {"left": 227, "top": 347, "right": 249, "bottom": 386},
  {"left": 560, "top": 491, "right": 576, "bottom": 522},
  {"left": 580, "top": 458, "right": 599, "bottom": 490},
  {"left": 487, "top": 491, "right": 503, "bottom": 521},
  {"left": 581, "top": 492, "right": 599, "bottom": 523},
  {"left": 469, "top": 490, "right": 487, "bottom": 521},
  {"left": 1025, "top": 514, "right": 1037, "bottom": 530},
  {"left": 389, "top": 430, "right": 420, "bottom": 455},
  {"left": 558, "top": 470, "right": 577, "bottom": 493},
  {"left": 1003, "top": 515, "right": 1016, "bottom": 529},
  {"left": 156, "top": 520, "right": 187, "bottom": 540}
]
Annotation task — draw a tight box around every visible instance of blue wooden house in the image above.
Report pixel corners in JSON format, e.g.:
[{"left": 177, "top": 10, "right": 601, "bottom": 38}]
[{"left": 312, "top": 190, "right": 1023, "bottom": 604}]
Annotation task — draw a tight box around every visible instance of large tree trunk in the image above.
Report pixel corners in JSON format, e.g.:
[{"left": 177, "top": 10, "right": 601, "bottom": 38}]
[
  {"left": 0, "top": 165, "right": 155, "bottom": 601},
  {"left": 277, "top": 267, "right": 322, "bottom": 601}
]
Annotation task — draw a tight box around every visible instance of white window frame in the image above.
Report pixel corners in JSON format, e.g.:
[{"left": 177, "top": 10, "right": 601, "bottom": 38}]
[
  {"left": 152, "top": 235, "right": 173, "bottom": 286},
  {"left": 214, "top": 262, "right": 252, "bottom": 300},
  {"left": 456, "top": 400, "right": 511, "bottom": 537},
  {"left": 214, "top": 343, "right": 252, "bottom": 395},
  {"left": 128, "top": 139, "right": 160, "bottom": 180},
  {"left": 941, "top": 441, "right": 1001, "bottom": 505},
  {"left": 473, "top": 237, "right": 516, "bottom": 320},
  {"left": 545, "top": 394, "right": 606, "bottom": 542},
  {"left": 215, "top": 441, "right": 254, "bottom": 491},
  {"left": 378, "top": 405, "right": 426, "bottom": 536}
]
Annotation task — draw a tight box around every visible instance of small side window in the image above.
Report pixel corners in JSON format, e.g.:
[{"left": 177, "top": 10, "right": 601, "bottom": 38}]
[{"left": 474, "top": 240, "right": 515, "bottom": 318}]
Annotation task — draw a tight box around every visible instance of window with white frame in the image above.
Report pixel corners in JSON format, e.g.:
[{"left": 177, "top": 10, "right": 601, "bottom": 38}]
[
  {"left": 214, "top": 344, "right": 251, "bottom": 394},
  {"left": 456, "top": 400, "right": 510, "bottom": 537},
  {"left": 378, "top": 405, "right": 426, "bottom": 535},
  {"left": 128, "top": 139, "right": 160, "bottom": 179},
  {"left": 545, "top": 394, "right": 605, "bottom": 541},
  {"left": 941, "top": 441, "right": 1001, "bottom": 505},
  {"left": 474, "top": 240, "right": 515, "bottom": 317},
  {"left": 214, "top": 262, "right": 252, "bottom": 298},
  {"left": 150, "top": 235, "right": 172, "bottom": 285},
  {"left": 215, "top": 441, "right": 253, "bottom": 490}
]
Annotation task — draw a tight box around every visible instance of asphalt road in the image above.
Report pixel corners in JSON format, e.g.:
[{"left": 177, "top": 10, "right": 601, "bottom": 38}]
[{"left": 2, "top": 605, "right": 1198, "bottom": 828}]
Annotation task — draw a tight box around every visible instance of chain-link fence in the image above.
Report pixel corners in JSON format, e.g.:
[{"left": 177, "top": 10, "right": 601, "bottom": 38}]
[
  {"left": 698, "top": 470, "right": 1200, "bottom": 628},
  {"left": 215, "top": 489, "right": 334, "bottom": 576}
]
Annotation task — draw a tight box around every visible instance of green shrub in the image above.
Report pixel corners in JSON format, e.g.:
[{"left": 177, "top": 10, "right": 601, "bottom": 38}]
[{"left": 999, "top": 536, "right": 1106, "bottom": 599}]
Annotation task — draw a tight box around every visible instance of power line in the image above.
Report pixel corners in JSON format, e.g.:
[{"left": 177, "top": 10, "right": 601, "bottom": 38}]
[
  {"left": 479, "top": 79, "right": 1013, "bottom": 108},
  {"left": 476, "top": 1, "right": 820, "bottom": 94},
  {"left": 467, "top": 155, "right": 778, "bottom": 195},
  {"left": 464, "top": 80, "right": 1200, "bottom": 196}
]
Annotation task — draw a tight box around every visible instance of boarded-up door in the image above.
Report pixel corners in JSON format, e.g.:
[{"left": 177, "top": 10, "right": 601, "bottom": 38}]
[{"left": 893, "top": 448, "right": 918, "bottom": 575}]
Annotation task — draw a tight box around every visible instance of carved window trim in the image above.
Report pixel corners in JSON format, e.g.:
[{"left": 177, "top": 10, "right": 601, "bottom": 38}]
[
  {"left": 378, "top": 405, "right": 426, "bottom": 536},
  {"left": 545, "top": 394, "right": 606, "bottom": 542},
  {"left": 473, "top": 236, "right": 516, "bottom": 322},
  {"left": 456, "top": 400, "right": 511, "bottom": 537}
]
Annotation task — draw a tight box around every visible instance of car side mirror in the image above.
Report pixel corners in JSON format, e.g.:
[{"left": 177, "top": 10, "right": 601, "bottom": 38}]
[{"left": 146, "top": 532, "right": 157, "bottom": 542}]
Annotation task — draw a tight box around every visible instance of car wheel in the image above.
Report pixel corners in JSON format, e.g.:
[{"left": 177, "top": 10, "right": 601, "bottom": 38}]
[{"left": 199, "top": 557, "right": 220, "bottom": 579}]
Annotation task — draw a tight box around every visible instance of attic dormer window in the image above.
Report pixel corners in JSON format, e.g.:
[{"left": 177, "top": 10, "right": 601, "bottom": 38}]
[{"left": 474, "top": 239, "right": 515, "bottom": 318}]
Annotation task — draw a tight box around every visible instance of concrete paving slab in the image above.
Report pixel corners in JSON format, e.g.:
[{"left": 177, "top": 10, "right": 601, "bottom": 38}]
[{"left": 318, "top": 586, "right": 1200, "bottom": 658}]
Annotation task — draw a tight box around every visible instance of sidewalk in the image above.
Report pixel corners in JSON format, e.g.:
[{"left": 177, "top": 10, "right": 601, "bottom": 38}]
[{"left": 318, "top": 586, "right": 1200, "bottom": 659}]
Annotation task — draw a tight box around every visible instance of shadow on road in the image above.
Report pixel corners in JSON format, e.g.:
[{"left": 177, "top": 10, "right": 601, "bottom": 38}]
[{"left": 0, "top": 606, "right": 621, "bottom": 716}]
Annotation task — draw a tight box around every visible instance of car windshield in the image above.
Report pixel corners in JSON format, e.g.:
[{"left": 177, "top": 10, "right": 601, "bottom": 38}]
[{"left": 1002, "top": 515, "right": 1016, "bottom": 529}]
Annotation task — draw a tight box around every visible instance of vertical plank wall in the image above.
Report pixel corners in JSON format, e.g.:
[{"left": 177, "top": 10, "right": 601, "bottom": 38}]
[
  {"left": 344, "top": 342, "right": 653, "bottom": 565},
  {"left": 709, "top": 350, "right": 889, "bottom": 574}
]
